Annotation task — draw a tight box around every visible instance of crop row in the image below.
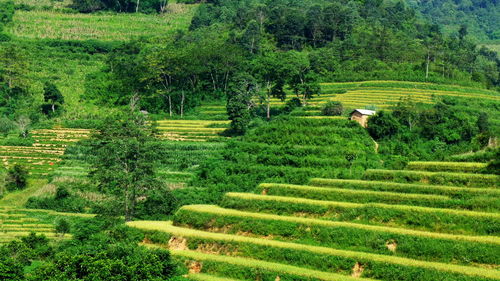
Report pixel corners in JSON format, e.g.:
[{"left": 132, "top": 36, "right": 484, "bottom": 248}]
[
  {"left": 130, "top": 222, "right": 499, "bottom": 281},
  {"left": 256, "top": 183, "right": 470, "bottom": 209},
  {"left": 364, "top": 169, "right": 499, "bottom": 188},
  {"left": 307, "top": 179, "right": 499, "bottom": 211},
  {"left": 172, "top": 205, "right": 499, "bottom": 264},
  {"left": 406, "top": 162, "right": 488, "bottom": 173},
  {"left": 220, "top": 193, "right": 500, "bottom": 235}
]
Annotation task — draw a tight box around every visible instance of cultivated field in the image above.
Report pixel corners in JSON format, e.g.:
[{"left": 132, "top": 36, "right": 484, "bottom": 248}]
[
  {"left": 9, "top": 4, "right": 196, "bottom": 41},
  {"left": 129, "top": 159, "right": 500, "bottom": 281}
]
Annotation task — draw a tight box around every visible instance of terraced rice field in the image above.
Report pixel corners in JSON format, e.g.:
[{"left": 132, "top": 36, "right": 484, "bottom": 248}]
[
  {"left": 259, "top": 81, "right": 500, "bottom": 118},
  {"left": 0, "top": 205, "right": 93, "bottom": 244},
  {"left": 0, "top": 128, "right": 92, "bottom": 177},
  {"left": 129, "top": 160, "right": 499, "bottom": 281},
  {"left": 155, "top": 120, "right": 230, "bottom": 141}
]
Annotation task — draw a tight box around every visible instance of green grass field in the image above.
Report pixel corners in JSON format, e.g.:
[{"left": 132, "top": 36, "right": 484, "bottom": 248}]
[{"left": 9, "top": 4, "right": 196, "bottom": 41}]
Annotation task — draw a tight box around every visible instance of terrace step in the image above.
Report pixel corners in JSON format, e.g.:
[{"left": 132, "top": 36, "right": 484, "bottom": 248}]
[
  {"left": 364, "top": 169, "right": 499, "bottom": 188},
  {"left": 130, "top": 222, "right": 500, "bottom": 281},
  {"left": 221, "top": 193, "right": 500, "bottom": 236},
  {"left": 257, "top": 183, "right": 458, "bottom": 208},
  {"left": 188, "top": 273, "right": 244, "bottom": 281},
  {"left": 406, "top": 161, "right": 488, "bottom": 173}
]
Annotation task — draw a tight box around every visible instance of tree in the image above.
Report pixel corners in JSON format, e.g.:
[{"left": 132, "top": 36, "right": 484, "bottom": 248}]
[
  {"left": 367, "top": 111, "right": 400, "bottom": 140},
  {"left": 5, "top": 164, "right": 28, "bottom": 191},
  {"left": 90, "top": 111, "right": 161, "bottom": 221},
  {"left": 55, "top": 218, "right": 70, "bottom": 237},
  {"left": 252, "top": 52, "right": 286, "bottom": 119},
  {"left": 392, "top": 97, "right": 419, "bottom": 131},
  {"left": 42, "top": 82, "right": 65, "bottom": 114},
  {"left": 15, "top": 115, "right": 30, "bottom": 138},
  {"left": 0, "top": 1, "right": 14, "bottom": 25},
  {"left": 322, "top": 101, "right": 343, "bottom": 116},
  {"left": 0, "top": 44, "right": 28, "bottom": 89},
  {"left": 226, "top": 73, "right": 257, "bottom": 135}
]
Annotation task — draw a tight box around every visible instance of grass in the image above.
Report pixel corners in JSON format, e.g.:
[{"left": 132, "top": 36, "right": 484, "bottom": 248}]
[
  {"left": 307, "top": 178, "right": 500, "bottom": 211},
  {"left": 221, "top": 193, "right": 500, "bottom": 235},
  {"left": 188, "top": 274, "right": 244, "bottom": 281},
  {"left": 173, "top": 205, "right": 500, "bottom": 245},
  {"left": 130, "top": 221, "right": 500, "bottom": 280},
  {"left": 172, "top": 249, "right": 372, "bottom": 281},
  {"left": 364, "top": 169, "right": 499, "bottom": 188},
  {"left": 9, "top": 5, "right": 197, "bottom": 41},
  {"left": 257, "top": 183, "right": 458, "bottom": 208},
  {"left": 406, "top": 161, "right": 488, "bottom": 173}
]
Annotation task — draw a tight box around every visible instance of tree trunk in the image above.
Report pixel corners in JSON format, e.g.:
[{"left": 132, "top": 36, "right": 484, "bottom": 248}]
[
  {"left": 180, "top": 91, "right": 185, "bottom": 118},
  {"left": 266, "top": 93, "right": 270, "bottom": 120},
  {"left": 51, "top": 103, "right": 55, "bottom": 113},
  {"left": 168, "top": 95, "right": 172, "bottom": 117},
  {"left": 135, "top": 0, "right": 140, "bottom": 13},
  {"left": 425, "top": 51, "right": 430, "bottom": 80}
]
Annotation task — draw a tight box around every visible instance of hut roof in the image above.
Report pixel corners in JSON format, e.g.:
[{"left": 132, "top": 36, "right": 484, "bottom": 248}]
[{"left": 352, "top": 109, "right": 376, "bottom": 116}]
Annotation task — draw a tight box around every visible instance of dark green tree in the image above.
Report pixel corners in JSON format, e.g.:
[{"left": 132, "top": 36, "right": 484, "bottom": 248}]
[
  {"left": 322, "top": 101, "right": 343, "bottom": 116},
  {"left": 5, "top": 164, "right": 28, "bottom": 191},
  {"left": 0, "top": 1, "right": 14, "bottom": 25},
  {"left": 55, "top": 218, "right": 71, "bottom": 237},
  {"left": 367, "top": 111, "right": 400, "bottom": 140},
  {"left": 226, "top": 73, "right": 257, "bottom": 135},
  {"left": 90, "top": 112, "right": 162, "bottom": 221},
  {"left": 42, "top": 82, "right": 65, "bottom": 115}
]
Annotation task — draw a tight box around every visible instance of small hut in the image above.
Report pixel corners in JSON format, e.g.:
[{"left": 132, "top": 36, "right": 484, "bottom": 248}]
[{"left": 350, "top": 109, "right": 376, "bottom": 128}]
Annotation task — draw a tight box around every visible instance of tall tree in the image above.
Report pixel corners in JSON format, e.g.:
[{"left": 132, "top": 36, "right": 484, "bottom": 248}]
[
  {"left": 90, "top": 111, "right": 160, "bottom": 221},
  {"left": 43, "top": 82, "right": 64, "bottom": 114}
]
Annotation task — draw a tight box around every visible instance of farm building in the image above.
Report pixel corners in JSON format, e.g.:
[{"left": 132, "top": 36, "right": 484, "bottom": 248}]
[{"left": 350, "top": 109, "right": 376, "bottom": 128}]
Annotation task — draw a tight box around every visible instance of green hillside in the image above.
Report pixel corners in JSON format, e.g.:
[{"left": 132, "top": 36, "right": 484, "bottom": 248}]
[{"left": 0, "top": 0, "right": 499, "bottom": 279}]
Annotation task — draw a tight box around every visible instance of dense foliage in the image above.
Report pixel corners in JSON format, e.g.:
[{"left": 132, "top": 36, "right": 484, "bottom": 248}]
[
  {"left": 367, "top": 97, "right": 498, "bottom": 161},
  {"left": 407, "top": 0, "right": 500, "bottom": 41},
  {"left": 0, "top": 217, "right": 182, "bottom": 280},
  {"left": 172, "top": 117, "right": 381, "bottom": 206}
]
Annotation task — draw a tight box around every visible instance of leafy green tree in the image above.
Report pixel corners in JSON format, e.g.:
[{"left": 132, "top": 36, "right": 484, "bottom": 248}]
[
  {"left": 252, "top": 51, "right": 287, "bottom": 119},
  {"left": 42, "top": 82, "right": 65, "bottom": 115},
  {"left": 322, "top": 101, "right": 343, "bottom": 116},
  {"left": 0, "top": 44, "right": 28, "bottom": 89},
  {"left": 0, "top": 1, "right": 14, "bottom": 25},
  {"left": 55, "top": 218, "right": 71, "bottom": 237},
  {"left": 0, "top": 251, "right": 23, "bottom": 280},
  {"left": 90, "top": 112, "right": 162, "bottom": 221},
  {"left": 5, "top": 164, "right": 28, "bottom": 191},
  {"left": 226, "top": 73, "right": 257, "bottom": 135},
  {"left": 367, "top": 111, "right": 400, "bottom": 140},
  {"left": 392, "top": 97, "right": 419, "bottom": 131}
]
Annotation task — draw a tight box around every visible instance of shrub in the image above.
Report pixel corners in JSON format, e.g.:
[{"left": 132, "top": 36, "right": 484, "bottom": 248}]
[
  {"left": 322, "top": 101, "right": 343, "bottom": 116},
  {"left": 55, "top": 218, "right": 71, "bottom": 237},
  {"left": 5, "top": 164, "right": 28, "bottom": 191}
]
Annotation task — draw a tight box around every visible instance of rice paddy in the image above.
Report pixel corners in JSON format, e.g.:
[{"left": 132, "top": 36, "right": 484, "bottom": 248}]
[
  {"left": 155, "top": 120, "right": 230, "bottom": 141},
  {"left": 128, "top": 155, "right": 500, "bottom": 280}
]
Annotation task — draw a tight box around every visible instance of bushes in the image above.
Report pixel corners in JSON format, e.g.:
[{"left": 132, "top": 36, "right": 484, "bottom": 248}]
[
  {"left": 405, "top": 161, "right": 487, "bottom": 173},
  {"left": 220, "top": 193, "right": 500, "bottom": 235},
  {"left": 321, "top": 101, "right": 343, "bottom": 116},
  {"left": 364, "top": 169, "right": 500, "bottom": 187},
  {"left": 188, "top": 117, "right": 380, "bottom": 206},
  {"left": 171, "top": 205, "right": 500, "bottom": 265},
  {"left": 132, "top": 222, "right": 500, "bottom": 281},
  {"left": 256, "top": 183, "right": 477, "bottom": 209},
  {"left": 5, "top": 164, "right": 28, "bottom": 191}
]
